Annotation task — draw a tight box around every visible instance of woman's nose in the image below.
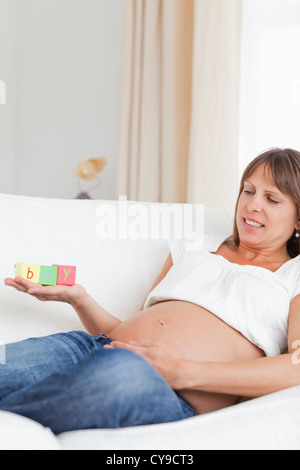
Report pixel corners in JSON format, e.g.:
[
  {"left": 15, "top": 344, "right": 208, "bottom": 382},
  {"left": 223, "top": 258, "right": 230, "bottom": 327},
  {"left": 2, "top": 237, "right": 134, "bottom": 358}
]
[{"left": 247, "top": 195, "right": 263, "bottom": 212}]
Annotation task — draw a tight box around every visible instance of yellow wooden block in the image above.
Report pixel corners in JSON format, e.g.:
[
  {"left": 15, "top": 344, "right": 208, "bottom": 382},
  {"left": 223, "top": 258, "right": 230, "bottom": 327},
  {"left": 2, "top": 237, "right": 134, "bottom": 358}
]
[{"left": 15, "top": 263, "right": 41, "bottom": 284}]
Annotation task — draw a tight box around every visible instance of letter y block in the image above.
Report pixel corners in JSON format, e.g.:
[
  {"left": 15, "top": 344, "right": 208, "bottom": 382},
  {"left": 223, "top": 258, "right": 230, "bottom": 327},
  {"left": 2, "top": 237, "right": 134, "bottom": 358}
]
[{"left": 54, "top": 265, "right": 76, "bottom": 286}]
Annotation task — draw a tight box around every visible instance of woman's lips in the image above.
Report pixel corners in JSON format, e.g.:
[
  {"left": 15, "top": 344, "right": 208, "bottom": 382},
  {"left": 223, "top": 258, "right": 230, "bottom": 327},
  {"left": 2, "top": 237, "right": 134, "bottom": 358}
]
[{"left": 243, "top": 217, "right": 265, "bottom": 228}]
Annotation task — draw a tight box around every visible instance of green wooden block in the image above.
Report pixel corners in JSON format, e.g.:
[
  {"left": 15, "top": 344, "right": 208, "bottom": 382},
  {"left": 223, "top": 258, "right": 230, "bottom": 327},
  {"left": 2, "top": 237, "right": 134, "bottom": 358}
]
[{"left": 39, "top": 265, "right": 58, "bottom": 286}]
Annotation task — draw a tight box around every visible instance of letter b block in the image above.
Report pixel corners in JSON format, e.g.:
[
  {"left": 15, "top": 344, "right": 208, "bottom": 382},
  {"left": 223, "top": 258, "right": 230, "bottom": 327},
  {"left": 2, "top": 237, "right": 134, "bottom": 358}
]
[
  {"left": 15, "top": 263, "right": 41, "bottom": 283},
  {"left": 15, "top": 263, "right": 41, "bottom": 284},
  {"left": 54, "top": 265, "right": 76, "bottom": 286}
]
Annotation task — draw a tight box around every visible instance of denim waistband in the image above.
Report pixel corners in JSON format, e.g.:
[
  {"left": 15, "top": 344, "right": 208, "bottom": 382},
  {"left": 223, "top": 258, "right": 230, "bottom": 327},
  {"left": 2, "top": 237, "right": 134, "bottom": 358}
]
[{"left": 94, "top": 333, "right": 112, "bottom": 347}]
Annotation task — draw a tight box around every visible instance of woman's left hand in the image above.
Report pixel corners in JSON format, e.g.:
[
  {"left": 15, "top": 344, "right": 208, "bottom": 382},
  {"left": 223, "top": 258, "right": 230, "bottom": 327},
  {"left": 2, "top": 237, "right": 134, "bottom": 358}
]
[{"left": 104, "top": 339, "right": 185, "bottom": 390}]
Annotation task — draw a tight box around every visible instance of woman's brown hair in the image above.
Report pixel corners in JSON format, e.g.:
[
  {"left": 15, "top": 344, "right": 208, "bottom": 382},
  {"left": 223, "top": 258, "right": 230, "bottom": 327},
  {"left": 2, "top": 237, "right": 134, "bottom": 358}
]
[{"left": 233, "top": 148, "right": 300, "bottom": 258}]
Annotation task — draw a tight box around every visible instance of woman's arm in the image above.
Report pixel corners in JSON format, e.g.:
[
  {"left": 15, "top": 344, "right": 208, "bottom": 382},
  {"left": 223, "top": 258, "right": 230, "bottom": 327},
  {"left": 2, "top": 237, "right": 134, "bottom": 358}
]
[
  {"left": 73, "top": 252, "right": 173, "bottom": 333},
  {"left": 70, "top": 290, "right": 121, "bottom": 336},
  {"left": 175, "top": 353, "right": 300, "bottom": 397},
  {"left": 107, "top": 295, "right": 300, "bottom": 396},
  {"left": 4, "top": 277, "right": 121, "bottom": 336},
  {"left": 107, "top": 339, "right": 300, "bottom": 397}
]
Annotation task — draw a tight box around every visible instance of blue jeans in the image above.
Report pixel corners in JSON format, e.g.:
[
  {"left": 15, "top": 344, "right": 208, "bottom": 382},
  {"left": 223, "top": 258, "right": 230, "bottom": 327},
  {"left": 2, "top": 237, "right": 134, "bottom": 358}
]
[{"left": 0, "top": 331, "right": 197, "bottom": 435}]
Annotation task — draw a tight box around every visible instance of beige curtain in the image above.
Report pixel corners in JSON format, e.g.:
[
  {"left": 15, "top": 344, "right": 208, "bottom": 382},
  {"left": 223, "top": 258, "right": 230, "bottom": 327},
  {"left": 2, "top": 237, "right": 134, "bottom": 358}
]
[
  {"left": 187, "top": 0, "right": 242, "bottom": 215},
  {"left": 117, "top": 0, "right": 242, "bottom": 215}
]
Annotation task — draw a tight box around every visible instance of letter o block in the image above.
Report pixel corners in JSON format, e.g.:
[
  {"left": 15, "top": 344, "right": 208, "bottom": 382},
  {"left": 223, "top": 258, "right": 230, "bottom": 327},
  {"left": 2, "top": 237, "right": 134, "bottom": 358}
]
[
  {"left": 39, "top": 265, "right": 58, "bottom": 286},
  {"left": 54, "top": 265, "right": 76, "bottom": 286}
]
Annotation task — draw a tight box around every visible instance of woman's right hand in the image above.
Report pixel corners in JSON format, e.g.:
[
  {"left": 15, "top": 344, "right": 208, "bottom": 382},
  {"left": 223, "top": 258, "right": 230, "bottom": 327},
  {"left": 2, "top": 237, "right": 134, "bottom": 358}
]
[{"left": 4, "top": 276, "right": 86, "bottom": 307}]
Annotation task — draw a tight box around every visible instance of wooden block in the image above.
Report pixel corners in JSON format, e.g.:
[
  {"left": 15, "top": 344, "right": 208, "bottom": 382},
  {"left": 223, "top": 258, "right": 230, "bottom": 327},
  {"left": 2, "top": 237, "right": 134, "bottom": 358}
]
[
  {"left": 39, "top": 265, "right": 58, "bottom": 286},
  {"left": 15, "top": 263, "right": 41, "bottom": 284},
  {"left": 54, "top": 265, "right": 76, "bottom": 286}
]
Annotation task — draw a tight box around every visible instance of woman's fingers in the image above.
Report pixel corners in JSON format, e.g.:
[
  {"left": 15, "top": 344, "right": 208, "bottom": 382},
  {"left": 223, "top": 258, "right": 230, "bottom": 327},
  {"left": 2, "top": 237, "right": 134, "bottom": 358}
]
[
  {"left": 5, "top": 277, "right": 85, "bottom": 305},
  {"left": 104, "top": 339, "right": 183, "bottom": 389},
  {"left": 4, "top": 277, "right": 31, "bottom": 292},
  {"left": 5, "top": 277, "right": 61, "bottom": 299},
  {"left": 105, "top": 340, "right": 138, "bottom": 351},
  {"left": 5, "top": 277, "right": 37, "bottom": 289},
  {"left": 108, "top": 339, "right": 161, "bottom": 349},
  {"left": 129, "top": 339, "right": 161, "bottom": 348}
]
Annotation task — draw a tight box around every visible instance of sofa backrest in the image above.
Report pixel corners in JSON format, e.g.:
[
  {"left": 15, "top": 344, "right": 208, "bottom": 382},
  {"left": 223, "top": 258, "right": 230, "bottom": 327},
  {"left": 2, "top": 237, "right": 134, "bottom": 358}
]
[{"left": 0, "top": 194, "right": 233, "bottom": 343}]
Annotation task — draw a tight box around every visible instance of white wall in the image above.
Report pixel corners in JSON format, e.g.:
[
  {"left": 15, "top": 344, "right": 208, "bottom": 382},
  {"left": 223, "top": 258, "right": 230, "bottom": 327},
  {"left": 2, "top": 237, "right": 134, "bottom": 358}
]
[
  {"left": 0, "top": 0, "right": 18, "bottom": 194},
  {"left": 239, "top": 0, "right": 300, "bottom": 175},
  {"left": 0, "top": 0, "right": 124, "bottom": 200}
]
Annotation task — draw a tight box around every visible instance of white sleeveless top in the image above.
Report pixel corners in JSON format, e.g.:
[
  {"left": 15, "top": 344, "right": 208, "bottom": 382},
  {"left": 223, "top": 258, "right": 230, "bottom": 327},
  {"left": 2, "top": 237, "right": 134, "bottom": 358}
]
[{"left": 143, "top": 231, "right": 300, "bottom": 357}]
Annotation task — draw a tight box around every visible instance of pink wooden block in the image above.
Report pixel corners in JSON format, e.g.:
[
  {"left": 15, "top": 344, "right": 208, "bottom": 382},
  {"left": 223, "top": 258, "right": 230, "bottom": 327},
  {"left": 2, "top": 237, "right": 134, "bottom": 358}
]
[{"left": 53, "top": 265, "right": 76, "bottom": 286}]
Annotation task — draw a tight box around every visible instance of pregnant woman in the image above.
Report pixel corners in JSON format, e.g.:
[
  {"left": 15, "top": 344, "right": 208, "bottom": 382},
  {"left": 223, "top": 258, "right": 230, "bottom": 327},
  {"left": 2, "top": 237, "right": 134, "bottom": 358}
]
[{"left": 2, "top": 147, "right": 300, "bottom": 435}]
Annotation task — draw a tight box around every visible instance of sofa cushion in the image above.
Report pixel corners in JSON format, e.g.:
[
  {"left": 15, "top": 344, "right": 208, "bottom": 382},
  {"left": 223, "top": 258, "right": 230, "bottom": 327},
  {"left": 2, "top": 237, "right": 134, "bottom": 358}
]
[
  {"left": 57, "top": 386, "right": 300, "bottom": 450},
  {"left": 0, "top": 411, "right": 60, "bottom": 450},
  {"left": 0, "top": 193, "right": 232, "bottom": 344}
]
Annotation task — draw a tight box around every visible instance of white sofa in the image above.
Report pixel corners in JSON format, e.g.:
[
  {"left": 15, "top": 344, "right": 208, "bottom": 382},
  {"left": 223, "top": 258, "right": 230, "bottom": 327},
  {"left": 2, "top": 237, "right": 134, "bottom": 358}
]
[{"left": 0, "top": 193, "right": 300, "bottom": 450}]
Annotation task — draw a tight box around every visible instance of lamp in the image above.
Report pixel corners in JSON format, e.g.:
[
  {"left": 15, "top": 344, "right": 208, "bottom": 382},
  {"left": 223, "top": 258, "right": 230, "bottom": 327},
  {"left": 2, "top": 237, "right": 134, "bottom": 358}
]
[
  {"left": 73, "top": 156, "right": 107, "bottom": 199},
  {"left": 0, "top": 80, "right": 6, "bottom": 104}
]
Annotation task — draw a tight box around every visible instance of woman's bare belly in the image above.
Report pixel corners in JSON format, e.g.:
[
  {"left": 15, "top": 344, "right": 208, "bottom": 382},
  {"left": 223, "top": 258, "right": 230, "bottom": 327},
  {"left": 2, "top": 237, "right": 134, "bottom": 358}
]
[{"left": 109, "top": 300, "right": 265, "bottom": 415}]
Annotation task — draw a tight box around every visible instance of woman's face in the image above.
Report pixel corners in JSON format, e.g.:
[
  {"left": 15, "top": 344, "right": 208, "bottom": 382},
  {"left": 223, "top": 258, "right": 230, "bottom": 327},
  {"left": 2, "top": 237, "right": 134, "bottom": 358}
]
[{"left": 236, "top": 164, "right": 300, "bottom": 253}]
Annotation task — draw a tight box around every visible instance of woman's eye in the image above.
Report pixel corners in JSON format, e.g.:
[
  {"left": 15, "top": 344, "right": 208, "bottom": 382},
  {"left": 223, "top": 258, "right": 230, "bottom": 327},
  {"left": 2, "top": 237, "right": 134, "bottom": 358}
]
[
  {"left": 268, "top": 197, "right": 279, "bottom": 204},
  {"left": 243, "top": 190, "right": 280, "bottom": 204}
]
